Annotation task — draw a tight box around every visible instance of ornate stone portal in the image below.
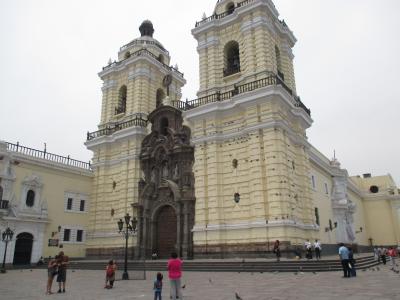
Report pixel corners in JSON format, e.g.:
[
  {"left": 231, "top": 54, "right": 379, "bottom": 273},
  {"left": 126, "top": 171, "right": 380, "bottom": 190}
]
[{"left": 137, "top": 104, "right": 195, "bottom": 259}]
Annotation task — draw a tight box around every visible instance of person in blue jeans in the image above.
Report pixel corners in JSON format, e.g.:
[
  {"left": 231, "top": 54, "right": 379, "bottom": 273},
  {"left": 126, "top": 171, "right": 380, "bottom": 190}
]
[
  {"left": 338, "top": 243, "right": 350, "bottom": 278},
  {"left": 154, "top": 272, "right": 163, "bottom": 300}
]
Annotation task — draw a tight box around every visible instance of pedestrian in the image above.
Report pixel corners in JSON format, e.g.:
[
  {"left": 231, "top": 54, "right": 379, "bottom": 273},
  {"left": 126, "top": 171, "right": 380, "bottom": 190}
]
[
  {"left": 56, "top": 251, "right": 69, "bottom": 293},
  {"left": 314, "top": 240, "right": 322, "bottom": 260},
  {"left": 105, "top": 260, "right": 117, "bottom": 289},
  {"left": 348, "top": 246, "right": 356, "bottom": 277},
  {"left": 305, "top": 240, "right": 312, "bottom": 260},
  {"left": 388, "top": 247, "right": 398, "bottom": 271},
  {"left": 46, "top": 255, "right": 58, "bottom": 295},
  {"left": 338, "top": 243, "right": 350, "bottom": 278},
  {"left": 373, "top": 247, "right": 379, "bottom": 261},
  {"left": 380, "top": 247, "right": 387, "bottom": 265},
  {"left": 154, "top": 272, "right": 163, "bottom": 300},
  {"left": 273, "top": 240, "right": 281, "bottom": 262},
  {"left": 167, "top": 252, "right": 183, "bottom": 300}
]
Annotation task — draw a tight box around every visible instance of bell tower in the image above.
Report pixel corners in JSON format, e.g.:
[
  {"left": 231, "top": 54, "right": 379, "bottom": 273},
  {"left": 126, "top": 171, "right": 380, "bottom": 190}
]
[
  {"left": 85, "top": 21, "right": 185, "bottom": 257},
  {"left": 185, "top": 0, "right": 316, "bottom": 257}
]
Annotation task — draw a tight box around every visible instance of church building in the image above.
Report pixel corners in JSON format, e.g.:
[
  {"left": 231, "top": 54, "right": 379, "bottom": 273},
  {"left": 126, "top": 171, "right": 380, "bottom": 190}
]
[{"left": 1, "top": 0, "right": 399, "bottom": 264}]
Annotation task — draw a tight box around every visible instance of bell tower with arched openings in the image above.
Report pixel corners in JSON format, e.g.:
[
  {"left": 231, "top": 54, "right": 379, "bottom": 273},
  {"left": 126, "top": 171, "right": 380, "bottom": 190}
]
[
  {"left": 85, "top": 20, "right": 185, "bottom": 257},
  {"left": 186, "top": 0, "right": 316, "bottom": 257}
]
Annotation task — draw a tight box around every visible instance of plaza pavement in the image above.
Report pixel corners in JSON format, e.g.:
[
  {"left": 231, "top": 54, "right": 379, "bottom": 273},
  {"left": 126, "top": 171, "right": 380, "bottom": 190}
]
[{"left": 0, "top": 264, "right": 399, "bottom": 300}]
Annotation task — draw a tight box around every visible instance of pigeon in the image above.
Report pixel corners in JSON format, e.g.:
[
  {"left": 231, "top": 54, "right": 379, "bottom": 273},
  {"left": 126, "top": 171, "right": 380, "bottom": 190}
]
[
  {"left": 235, "top": 292, "right": 243, "bottom": 300},
  {"left": 376, "top": 267, "right": 380, "bottom": 271},
  {"left": 362, "top": 269, "right": 366, "bottom": 272},
  {"left": 208, "top": 278, "right": 212, "bottom": 284},
  {"left": 294, "top": 272, "right": 298, "bottom": 275},
  {"left": 181, "top": 284, "right": 186, "bottom": 289},
  {"left": 312, "top": 272, "right": 317, "bottom": 275},
  {"left": 273, "top": 271, "right": 279, "bottom": 274}
]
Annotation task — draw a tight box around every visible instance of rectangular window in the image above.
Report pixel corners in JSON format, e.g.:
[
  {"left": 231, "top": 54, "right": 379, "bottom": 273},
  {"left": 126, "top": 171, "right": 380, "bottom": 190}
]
[
  {"left": 324, "top": 183, "right": 329, "bottom": 194},
  {"left": 63, "top": 229, "right": 71, "bottom": 242},
  {"left": 76, "top": 230, "right": 83, "bottom": 242},
  {"left": 311, "top": 175, "right": 316, "bottom": 189},
  {"left": 80, "top": 200, "right": 85, "bottom": 212},
  {"left": 314, "top": 207, "right": 320, "bottom": 226},
  {"left": 67, "top": 198, "right": 73, "bottom": 210}
]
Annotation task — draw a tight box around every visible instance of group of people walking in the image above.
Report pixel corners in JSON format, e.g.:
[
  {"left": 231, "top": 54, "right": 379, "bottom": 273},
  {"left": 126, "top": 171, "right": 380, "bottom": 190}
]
[{"left": 374, "top": 246, "right": 399, "bottom": 270}]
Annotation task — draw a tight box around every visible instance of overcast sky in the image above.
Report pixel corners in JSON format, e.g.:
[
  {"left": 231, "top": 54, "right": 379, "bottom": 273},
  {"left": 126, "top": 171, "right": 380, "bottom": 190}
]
[{"left": 0, "top": 0, "right": 399, "bottom": 185}]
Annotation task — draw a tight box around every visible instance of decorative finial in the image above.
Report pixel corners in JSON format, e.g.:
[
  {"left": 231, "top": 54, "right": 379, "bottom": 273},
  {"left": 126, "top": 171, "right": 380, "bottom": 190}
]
[
  {"left": 108, "top": 58, "right": 112, "bottom": 65},
  {"left": 202, "top": 13, "right": 207, "bottom": 20}
]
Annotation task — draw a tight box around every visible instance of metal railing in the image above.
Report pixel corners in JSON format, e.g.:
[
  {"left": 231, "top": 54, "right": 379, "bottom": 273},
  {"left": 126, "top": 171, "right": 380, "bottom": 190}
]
[
  {"left": 171, "top": 75, "right": 311, "bottom": 116},
  {"left": 196, "top": 0, "right": 254, "bottom": 27},
  {"left": 87, "top": 115, "right": 148, "bottom": 141},
  {"left": 103, "top": 49, "right": 183, "bottom": 78},
  {"left": 6, "top": 142, "right": 91, "bottom": 170}
]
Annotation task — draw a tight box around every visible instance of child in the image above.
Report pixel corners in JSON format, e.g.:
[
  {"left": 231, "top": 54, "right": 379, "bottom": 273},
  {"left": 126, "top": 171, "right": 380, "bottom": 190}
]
[
  {"left": 105, "top": 260, "right": 117, "bottom": 289},
  {"left": 154, "top": 272, "right": 163, "bottom": 300}
]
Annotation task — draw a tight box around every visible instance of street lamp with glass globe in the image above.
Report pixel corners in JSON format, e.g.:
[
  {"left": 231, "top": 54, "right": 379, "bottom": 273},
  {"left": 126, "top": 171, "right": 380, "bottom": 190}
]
[
  {"left": 1, "top": 227, "right": 14, "bottom": 273},
  {"left": 117, "top": 213, "right": 137, "bottom": 280}
]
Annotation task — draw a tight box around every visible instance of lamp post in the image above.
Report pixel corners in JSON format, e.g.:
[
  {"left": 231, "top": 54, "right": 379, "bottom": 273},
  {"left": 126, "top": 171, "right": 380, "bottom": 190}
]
[
  {"left": 1, "top": 227, "right": 14, "bottom": 273},
  {"left": 117, "top": 213, "right": 137, "bottom": 280}
]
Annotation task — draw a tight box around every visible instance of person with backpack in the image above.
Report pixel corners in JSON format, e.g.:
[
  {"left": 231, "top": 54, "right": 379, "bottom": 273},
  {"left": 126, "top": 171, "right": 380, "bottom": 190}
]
[
  {"left": 105, "top": 260, "right": 117, "bottom": 289},
  {"left": 154, "top": 272, "right": 163, "bottom": 300}
]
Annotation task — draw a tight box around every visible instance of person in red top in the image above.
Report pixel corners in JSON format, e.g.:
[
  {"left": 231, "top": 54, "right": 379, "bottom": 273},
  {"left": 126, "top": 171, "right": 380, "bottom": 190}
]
[
  {"left": 167, "top": 252, "right": 183, "bottom": 300},
  {"left": 388, "top": 247, "right": 398, "bottom": 271}
]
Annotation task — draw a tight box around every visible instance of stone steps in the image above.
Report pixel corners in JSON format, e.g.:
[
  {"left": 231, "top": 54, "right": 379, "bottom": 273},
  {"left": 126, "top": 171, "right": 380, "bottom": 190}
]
[{"left": 62, "top": 255, "right": 379, "bottom": 273}]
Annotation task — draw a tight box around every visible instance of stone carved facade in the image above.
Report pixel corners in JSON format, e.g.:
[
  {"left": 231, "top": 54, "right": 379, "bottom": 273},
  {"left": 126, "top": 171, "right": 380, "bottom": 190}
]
[{"left": 137, "top": 104, "right": 195, "bottom": 258}]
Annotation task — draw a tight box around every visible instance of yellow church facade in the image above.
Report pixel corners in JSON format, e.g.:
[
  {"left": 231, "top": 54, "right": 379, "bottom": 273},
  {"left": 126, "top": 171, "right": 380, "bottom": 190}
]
[{"left": 1, "top": 0, "right": 400, "bottom": 262}]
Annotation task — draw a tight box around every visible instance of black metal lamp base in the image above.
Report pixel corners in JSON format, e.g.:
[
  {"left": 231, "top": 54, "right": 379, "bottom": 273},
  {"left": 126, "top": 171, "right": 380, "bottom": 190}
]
[{"left": 122, "top": 272, "right": 129, "bottom": 280}]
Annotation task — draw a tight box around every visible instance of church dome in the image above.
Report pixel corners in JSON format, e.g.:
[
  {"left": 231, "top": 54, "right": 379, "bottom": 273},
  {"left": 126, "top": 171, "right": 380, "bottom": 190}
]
[{"left": 139, "top": 20, "right": 154, "bottom": 37}]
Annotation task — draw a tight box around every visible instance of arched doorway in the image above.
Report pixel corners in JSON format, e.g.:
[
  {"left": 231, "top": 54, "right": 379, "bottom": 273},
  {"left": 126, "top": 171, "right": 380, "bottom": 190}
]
[
  {"left": 156, "top": 206, "right": 177, "bottom": 258},
  {"left": 13, "top": 232, "right": 33, "bottom": 265}
]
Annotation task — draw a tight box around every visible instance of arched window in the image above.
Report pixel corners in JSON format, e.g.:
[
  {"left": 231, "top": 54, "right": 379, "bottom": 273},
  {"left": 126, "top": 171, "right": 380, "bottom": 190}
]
[
  {"left": 116, "top": 85, "right": 127, "bottom": 114},
  {"left": 275, "top": 46, "right": 284, "bottom": 80},
  {"left": 224, "top": 41, "right": 240, "bottom": 76},
  {"left": 226, "top": 2, "right": 235, "bottom": 15},
  {"left": 156, "top": 88, "right": 165, "bottom": 108},
  {"left": 26, "top": 190, "right": 35, "bottom": 207},
  {"left": 160, "top": 117, "right": 169, "bottom": 136}
]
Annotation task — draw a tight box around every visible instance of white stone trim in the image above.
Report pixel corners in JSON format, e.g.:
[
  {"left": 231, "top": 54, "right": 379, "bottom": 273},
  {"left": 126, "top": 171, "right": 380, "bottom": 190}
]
[
  {"left": 64, "top": 191, "right": 89, "bottom": 214},
  {"left": 192, "top": 219, "right": 319, "bottom": 232},
  {"left": 197, "top": 36, "right": 219, "bottom": 51}
]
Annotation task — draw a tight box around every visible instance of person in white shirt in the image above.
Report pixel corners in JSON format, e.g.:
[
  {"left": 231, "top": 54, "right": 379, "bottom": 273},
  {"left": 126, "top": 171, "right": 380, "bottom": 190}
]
[
  {"left": 314, "top": 240, "right": 322, "bottom": 260},
  {"left": 305, "top": 240, "right": 312, "bottom": 259}
]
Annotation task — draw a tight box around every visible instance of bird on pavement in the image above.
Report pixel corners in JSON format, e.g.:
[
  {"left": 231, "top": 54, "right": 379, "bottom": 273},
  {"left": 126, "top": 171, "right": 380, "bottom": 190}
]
[
  {"left": 376, "top": 267, "right": 380, "bottom": 271},
  {"left": 182, "top": 284, "right": 186, "bottom": 289},
  {"left": 209, "top": 278, "right": 212, "bottom": 284},
  {"left": 235, "top": 292, "right": 243, "bottom": 300}
]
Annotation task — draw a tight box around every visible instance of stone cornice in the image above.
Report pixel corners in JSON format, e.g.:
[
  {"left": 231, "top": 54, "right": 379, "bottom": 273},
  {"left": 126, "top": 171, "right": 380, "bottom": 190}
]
[
  {"left": 8, "top": 153, "right": 93, "bottom": 177},
  {"left": 85, "top": 126, "right": 148, "bottom": 151},
  {"left": 192, "top": 219, "right": 319, "bottom": 232}
]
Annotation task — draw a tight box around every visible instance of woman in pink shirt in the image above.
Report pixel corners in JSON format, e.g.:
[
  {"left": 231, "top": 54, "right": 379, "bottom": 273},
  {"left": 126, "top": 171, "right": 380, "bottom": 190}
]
[{"left": 167, "top": 252, "right": 183, "bottom": 300}]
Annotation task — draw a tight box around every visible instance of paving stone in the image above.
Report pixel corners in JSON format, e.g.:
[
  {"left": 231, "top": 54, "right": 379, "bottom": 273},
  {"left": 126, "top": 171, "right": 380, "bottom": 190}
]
[{"left": 0, "top": 265, "right": 400, "bottom": 299}]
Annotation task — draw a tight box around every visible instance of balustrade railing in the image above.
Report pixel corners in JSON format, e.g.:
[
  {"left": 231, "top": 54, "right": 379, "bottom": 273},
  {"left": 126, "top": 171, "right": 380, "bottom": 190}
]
[
  {"left": 87, "top": 115, "right": 148, "bottom": 141},
  {"left": 196, "top": 0, "right": 254, "bottom": 27},
  {"left": 6, "top": 142, "right": 91, "bottom": 170},
  {"left": 171, "top": 75, "right": 311, "bottom": 116},
  {"left": 102, "top": 49, "right": 183, "bottom": 77},
  {"left": 120, "top": 39, "right": 169, "bottom": 55}
]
